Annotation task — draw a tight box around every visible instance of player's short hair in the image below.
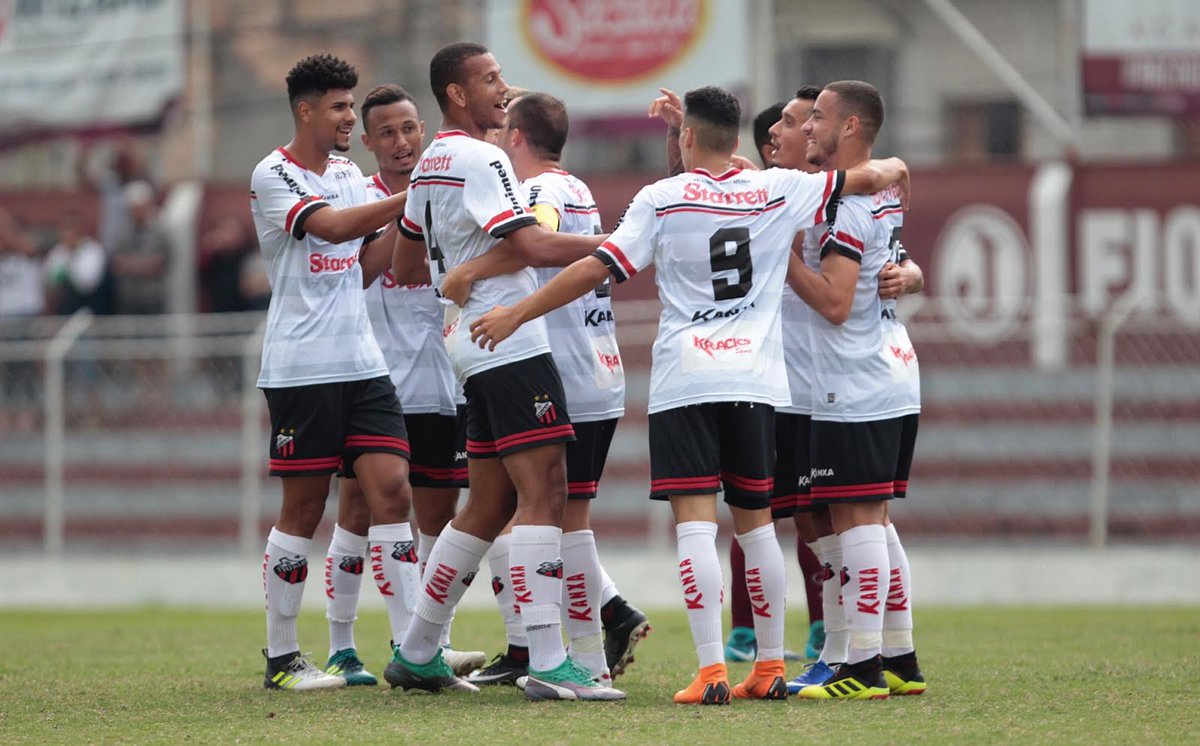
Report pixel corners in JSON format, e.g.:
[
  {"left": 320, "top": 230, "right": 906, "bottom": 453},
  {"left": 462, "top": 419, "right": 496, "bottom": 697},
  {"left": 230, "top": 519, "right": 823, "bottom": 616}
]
[
  {"left": 795, "top": 85, "right": 822, "bottom": 102},
  {"left": 752, "top": 102, "right": 785, "bottom": 164},
  {"left": 823, "top": 80, "right": 885, "bottom": 144},
  {"left": 507, "top": 92, "right": 568, "bottom": 161},
  {"left": 430, "top": 42, "right": 490, "bottom": 112},
  {"left": 683, "top": 86, "right": 741, "bottom": 154},
  {"left": 285, "top": 54, "right": 358, "bottom": 110},
  {"left": 361, "top": 84, "right": 416, "bottom": 132}
]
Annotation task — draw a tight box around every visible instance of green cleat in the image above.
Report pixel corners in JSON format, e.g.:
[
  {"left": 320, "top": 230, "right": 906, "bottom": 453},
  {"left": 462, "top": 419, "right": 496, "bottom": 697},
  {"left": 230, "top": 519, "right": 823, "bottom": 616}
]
[
  {"left": 384, "top": 647, "right": 479, "bottom": 693},
  {"left": 325, "top": 648, "right": 377, "bottom": 687},
  {"left": 525, "top": 656, "right": 626, "bottom": 701}
]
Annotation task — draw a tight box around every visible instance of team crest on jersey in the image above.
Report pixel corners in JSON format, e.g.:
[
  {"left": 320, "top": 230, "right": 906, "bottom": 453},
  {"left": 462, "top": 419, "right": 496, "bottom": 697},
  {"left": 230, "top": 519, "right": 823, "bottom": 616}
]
[
  {"left": 275, "top": 428, "right": 296, "bottom": 457},
  {"left": 462, "top": 570, "right": 478, "bottom": 587},
  {"left": 339, "top": 555, "right": 364, "bottom": 575},
  {"left": 536, "top": 559, "right": 564, "bottom": 579},
  {"left": 391, "top": 541, "right": 418, "bottom": 563},
  {"left": 533, "top": 394, "right": 556, "bottom": 424},
  {"left": 274, "top": 556, "right": 308, "bottom": 584}
]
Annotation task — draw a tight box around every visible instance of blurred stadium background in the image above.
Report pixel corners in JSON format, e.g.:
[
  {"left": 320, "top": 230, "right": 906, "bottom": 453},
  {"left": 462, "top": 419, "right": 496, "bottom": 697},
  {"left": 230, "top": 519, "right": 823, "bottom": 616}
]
[{"left": 2, "top": 0, "right": 1199, "bottom": 608}]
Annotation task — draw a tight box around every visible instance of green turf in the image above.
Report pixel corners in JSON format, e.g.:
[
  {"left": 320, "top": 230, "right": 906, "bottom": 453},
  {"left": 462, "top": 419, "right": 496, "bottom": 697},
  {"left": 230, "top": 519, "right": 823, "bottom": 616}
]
[{"left": 1, "top": 607, "right": 1197, "bottom": 744}]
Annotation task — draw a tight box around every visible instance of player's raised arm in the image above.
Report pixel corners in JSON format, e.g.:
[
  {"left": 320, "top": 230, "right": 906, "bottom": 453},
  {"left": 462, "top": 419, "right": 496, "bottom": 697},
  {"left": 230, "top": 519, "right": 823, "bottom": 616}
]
[
  {"left": 470, "top": 255, "right": 610, "bottom": 350},
  {"left": 649, "top": 87, "right": 685, "bottom": 177},
  {"left": 842, "top": 157, "right": 910, "bottom": 210}
]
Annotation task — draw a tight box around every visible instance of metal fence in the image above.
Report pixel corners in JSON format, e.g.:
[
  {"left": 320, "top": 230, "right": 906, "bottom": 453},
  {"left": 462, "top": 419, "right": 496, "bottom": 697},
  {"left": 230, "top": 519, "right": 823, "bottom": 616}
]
[{"left": 2, "top": 299, "right": 1198, "bottom": 556}]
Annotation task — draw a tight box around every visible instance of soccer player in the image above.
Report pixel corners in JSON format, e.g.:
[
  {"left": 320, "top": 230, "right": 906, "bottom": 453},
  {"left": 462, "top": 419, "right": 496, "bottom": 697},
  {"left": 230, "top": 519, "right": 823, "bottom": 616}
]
[
  {"left": 786, "top": 80, "right": 926, "bottom": 700},
  {"left": 439, "top": 92, "right": 649, "bottom": 687},
  {"left": 470, "top": 85, "right": 908, "bottom": 705},
  {"left": 250, "top": 54, "right": 414, "bottom": 691},
  {"left": 320, "top": 83, "right": 484, "bottom": 686},
  {"left": 385, "top": 42, "right": 622, "bottom": 701}
]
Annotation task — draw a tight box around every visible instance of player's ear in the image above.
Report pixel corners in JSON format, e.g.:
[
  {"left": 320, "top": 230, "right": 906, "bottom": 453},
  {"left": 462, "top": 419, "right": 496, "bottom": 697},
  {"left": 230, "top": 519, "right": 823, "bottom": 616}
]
[
  {"left": 844, "top": 114, "right": 860, "bottom": 139},
  {"left": 360, "top": 132, "right": 370, "bottom": 150},
  {"left": 418, "top": 120, "right": 426, "bottom": 139},
  {"left": 681, "top": 126, "right": 694, "bottom": 150},
  {"left": 295, "top": 99, "right": 312, "bottom": 123},
  {"left": 446, "top": 83, "right": 467, "bottom": 109},
  {"left": 733, "top": 134, "right": 740, "bottom": 153}
]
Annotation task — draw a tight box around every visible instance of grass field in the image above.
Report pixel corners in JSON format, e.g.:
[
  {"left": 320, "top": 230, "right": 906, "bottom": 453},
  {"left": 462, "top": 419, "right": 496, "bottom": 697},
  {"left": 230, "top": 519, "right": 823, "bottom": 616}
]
[{"left": 2, "top": 607, "right": 1197, "bottom": 744}]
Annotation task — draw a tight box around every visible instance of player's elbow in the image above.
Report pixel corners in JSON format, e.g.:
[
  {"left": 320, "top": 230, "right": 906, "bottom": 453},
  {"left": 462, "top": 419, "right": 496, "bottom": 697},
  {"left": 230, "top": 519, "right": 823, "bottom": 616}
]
[{"left": 819, "top": 299, "right": 852, "bottom": 326}]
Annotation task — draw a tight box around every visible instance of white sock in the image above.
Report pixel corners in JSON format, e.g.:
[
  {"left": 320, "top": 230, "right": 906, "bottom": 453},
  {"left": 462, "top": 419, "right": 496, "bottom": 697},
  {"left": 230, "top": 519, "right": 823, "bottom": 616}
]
[
  {"left": 416, "top": 530, "right": 457, "bottom": 647},
  {"left": 883, "top": 522, "right": 915, "bottom": 657},
  {"left": 264, "top": 527, "right": 311, "bottom": 658},
  {"left": 399, "top": 525, "right": 490, "bottom": 665},
  {"left": 675, "top": 521, "right": 724, "bottom": 668},
  {"left": 806, "top": 539, "right": 824, "bottom": 565},
  {"left": 817, "top": 533, "right": 848, "bottom": 664},
  {"left": 368, "top": 522, "right": 421, "bottom": 645},
  {"left": 598, "top": 564, "right": 619, "bottom": 607},
  {"left": 839, "top": 524, "right": 888, "bottom": 665},
  {"left": 561, "top": 529, "right": 607, "bottom": 679},
  {"left": 736, "top": 523, "right": 787, "bottom": 661},
  {"left": 486, "top": 533, "right": 527, "bottom": 646},
  {"left": 510, "top": 524, "right": 567, "bottom": 672},
  {"left": 325, "top": 524, "right": 368, "bottom": 656}
]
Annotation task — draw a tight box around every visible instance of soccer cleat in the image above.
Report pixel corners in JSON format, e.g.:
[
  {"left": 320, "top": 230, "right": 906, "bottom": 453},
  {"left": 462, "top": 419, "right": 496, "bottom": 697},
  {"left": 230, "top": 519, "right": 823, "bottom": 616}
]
[
  {"left": 465, "top": 652, "right": 527, "bottom": 686},
  {"left": 732, "top": 659, "right": 789, "bottom": 700},
  {"left": 723, "top": 626, "right": 757, "bottom": 662},
  {"left": 882, "top": 651, "right": 927, "bottom": 696},
  {"left": 674, "top": 663, "right": 732, "bottom": 705},
  {"left": 805, "top": 620, "right": 826, "bottom": 660},
  {"left": 524, "top": 656, "right": 626, "bottom": 701},
  {"left": 603, "top": 599, "right": 651, "bottom": 678},
  {"left": 324, "top": 648, "right": 377, "bottom": 686},
  {"left": 797, "top": 656, "right": 889, "bottom": 700},
  {"left": 263, "top": 649, "right": 346, "bottom": 691},
  {"left": 783, "top": 648, "right": 804, "bottom": 661},
  {"left": 441, "top": 647, "right": 487, "bottom": 677},
  {"left": 383, "top": 647, "right": 480, "bottom": 694},
  {"left": 785, "top": 660, "right": 838, "bottom": 695}
]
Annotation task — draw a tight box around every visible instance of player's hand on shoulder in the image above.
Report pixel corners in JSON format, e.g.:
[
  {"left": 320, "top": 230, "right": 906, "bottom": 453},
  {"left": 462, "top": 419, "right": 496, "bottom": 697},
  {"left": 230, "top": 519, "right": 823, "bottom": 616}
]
[
  {"left": 470, "top": 305, "right": 519, "bottom": 351},
  {"left": 732, "top": 154, "right": 760, "bottom": 171},
  {"left": 648, "top": 87, "right": 684, "bottom": 129},
  {"left": 440, "top": 265, "right": 472, "bottom": 308}
]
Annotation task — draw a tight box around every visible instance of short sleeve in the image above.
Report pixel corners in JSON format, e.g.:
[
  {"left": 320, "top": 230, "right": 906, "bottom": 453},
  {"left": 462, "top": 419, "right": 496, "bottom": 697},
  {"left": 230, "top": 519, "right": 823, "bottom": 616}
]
[
  {"left": 399, "top": 183, "right": 424, "bottom": 240},
  {"left": 590, "top": 187, "right": 657, "bottom": 283},
  {"left": 463, "top": 149, "right": 538, "bottom": 238},
  {"left": 250, "top": 159, "right": 329, "bottom": 240},
  {"left": 773, "top": 168, "right": 846, "bottom": 230},
  {"left": 527, "top": 182, "right": 563, "bottom": 232},
  {"left": 820, "top": 198, "right": 872, "bottom": 264}
]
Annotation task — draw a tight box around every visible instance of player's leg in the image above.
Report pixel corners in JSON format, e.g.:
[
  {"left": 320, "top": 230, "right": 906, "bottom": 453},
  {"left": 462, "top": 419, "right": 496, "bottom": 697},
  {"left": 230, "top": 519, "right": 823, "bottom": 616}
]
[
  {"left": 322, "top": 476, "right": 375, "bottom": 685},
  {"left": 790, "top": 505, "right": 843, "bottom": 692},
  {"left": 469, "top": 519, "right": 530, "bottom": 685},
  {"left": 793, "top": 510, "right": 827, "bottom": 658},
  {"left": 724, "top": 538, "right": 757, "bottom": 661},
  {"left": 261, "top": 383, "right": 346, "bottom": 690},
  {"left": 882, "top": 413, "right": 926, "bottom": 695},
  {"left": 721, "top": 402, "right": 789, "bottom": 702}
]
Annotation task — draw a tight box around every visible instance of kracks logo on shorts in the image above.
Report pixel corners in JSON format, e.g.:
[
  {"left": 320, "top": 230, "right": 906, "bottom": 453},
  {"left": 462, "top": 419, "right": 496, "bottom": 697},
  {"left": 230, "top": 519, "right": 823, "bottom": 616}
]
[
  {"left": 533, "top": 393, "right": 557, "bottom": 424},
  {"left": 275, "top": 428, "right": 295, "bottom": 457},
  {"left": 274, "top": 556, "right": 308, "bottom": 584},
  {"left": 391, "top": 541, "right": 418, "bottom": 563},
  {"left": 524, "top": 0, "right": 705, "bottom": 84}
]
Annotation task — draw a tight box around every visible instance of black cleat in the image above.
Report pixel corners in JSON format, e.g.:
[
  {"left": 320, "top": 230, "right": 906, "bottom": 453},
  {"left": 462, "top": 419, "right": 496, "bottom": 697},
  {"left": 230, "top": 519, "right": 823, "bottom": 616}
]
[{"left": 601, "top": 596, "right": 651, "bottom": 679}]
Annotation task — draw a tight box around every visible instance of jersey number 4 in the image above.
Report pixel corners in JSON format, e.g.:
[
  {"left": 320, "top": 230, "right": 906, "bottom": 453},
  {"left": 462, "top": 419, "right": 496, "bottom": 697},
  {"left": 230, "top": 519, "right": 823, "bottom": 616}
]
[
  {"left": 709, "top": 227, "right": 753, "bottom": 301},
  {"left": 424, "top": 202, "right": 447, "bottom": 275}
]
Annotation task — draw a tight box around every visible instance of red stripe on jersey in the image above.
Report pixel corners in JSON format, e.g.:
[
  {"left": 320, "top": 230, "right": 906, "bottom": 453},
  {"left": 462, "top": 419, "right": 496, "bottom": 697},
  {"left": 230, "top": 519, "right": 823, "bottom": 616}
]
[
  {"left": 691, "top": 167, "right": 743, "bottom": 181},
  {"left": 599, "top": 241, "right": 637, "bottom": 278},
  {"left": 284, "top": 196, "right": 318, "bottom": 235},
  {"left": 277, "top": 146, "right": 308, "bottom": 170},
  {"left": 434, "top": 130, "right": 469, "bottom": 139},
  {"left": 400, "top": 215, "right": 423, "bottom": 234},
  {"left": 815, "top": 171, "right": 835, "bottom": 224},
  {"left": 563, "top": 207, "right": 599, "bottom": 215},
  {"left": 372, "top": 173, "right": 391, "bottom": 196},
  {"left": 834, "top": 231, "right": 865, "bottom": 251},
  {"left": 656, "top": 201, "right": 785, "bottom": 218},
  {"left": 872, "top": 208, "right": 903, "bottom": 220},
  {"left": 483, "top": 209, "right": 517, "bottom": 233},
  {"left": 413, "top": 179, "right": 465, "bottom": 188}
]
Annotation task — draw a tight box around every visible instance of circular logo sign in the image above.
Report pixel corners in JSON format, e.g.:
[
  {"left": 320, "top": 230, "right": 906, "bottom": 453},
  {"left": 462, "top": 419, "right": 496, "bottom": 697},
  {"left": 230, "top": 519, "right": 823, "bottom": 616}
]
[
  {"left": 524, "top": 0, "right": 705, "bottom": 84},
  {"left": 934, "top": 205, "right": 1030, "bottom": 341}
]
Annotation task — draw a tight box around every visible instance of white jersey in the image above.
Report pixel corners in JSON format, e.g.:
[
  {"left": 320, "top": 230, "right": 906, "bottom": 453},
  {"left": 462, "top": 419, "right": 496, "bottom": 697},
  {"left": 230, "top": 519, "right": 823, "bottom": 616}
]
[
  {"left": 593, "top": 166, "right": 844, "bottom": 414},
  {"left": 778, "top": 226, "right": 822, "bottom": 415},
  {"left": 810, "top": 185, "right": 921, "bottom": 422},
  {"left": 526, "top": 169, "right": 625, "bottom": 422},
  {"left": 362, "top": 174, "right": 458, "bottom": 415},
  {"left": 250, "top": 147, "right": 388, "bottom": 388},
  {"left": 399, "top": 130, "right": 547, "bottom": 383}
]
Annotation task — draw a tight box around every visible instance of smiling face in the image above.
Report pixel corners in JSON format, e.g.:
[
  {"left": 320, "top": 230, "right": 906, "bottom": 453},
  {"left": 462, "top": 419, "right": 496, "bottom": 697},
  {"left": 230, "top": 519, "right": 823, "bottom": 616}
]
[
  {"left": 456, "top": 53, "right": 510, "bottom": 131},
  {"left": 305, "top": 88, "right": 357, "bottom": 153},
  {"left": 768, "top": 96, "right": 817, "bottom": 171},
  {"left": 362, "top": 99, "right": 424, "bottom": 176},
  {"left": 801, "top": 89, "right": 845, "bottom": 168}
]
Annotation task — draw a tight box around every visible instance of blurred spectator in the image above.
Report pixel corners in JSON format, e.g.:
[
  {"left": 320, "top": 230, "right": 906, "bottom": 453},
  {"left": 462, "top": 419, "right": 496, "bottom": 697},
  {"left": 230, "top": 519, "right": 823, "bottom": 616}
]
[
  {"left": 77, "top": 138, "right": 152, "bottom": 251},
  {"left": 43, "top": 212, "right": 112, "bottom": 315},
  {"left": 0, "top": 208, "right": 44, "bottom": 433},
  {"left": 199, "top": 216, "right": 268, "bottom": 312},
  {"left": 109, "top": 181, "right": 170, "bottom": 314}
]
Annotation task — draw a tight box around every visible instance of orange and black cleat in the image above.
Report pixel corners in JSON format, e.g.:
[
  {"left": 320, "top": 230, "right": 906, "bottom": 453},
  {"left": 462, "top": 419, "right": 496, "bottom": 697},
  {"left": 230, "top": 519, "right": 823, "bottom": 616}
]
[
  {"left": 673, "top": 662, "right": 732, "bottom": 705},
  {"left": 732, "top": 659, "right": 789, "bottom": 700}
]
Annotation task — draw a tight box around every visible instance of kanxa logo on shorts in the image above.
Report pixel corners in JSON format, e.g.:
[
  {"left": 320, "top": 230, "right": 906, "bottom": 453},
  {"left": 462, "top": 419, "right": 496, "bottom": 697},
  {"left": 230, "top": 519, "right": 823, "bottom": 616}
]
[
  {"left": 391, "top": 541, "right": 418, "bottom": 563},
  {"left": 275, "top": 428, "right": 296, "bottom": 457},
  {"left": 339, "top": 555, "right": 364, "bottom": 575},
  {"left": 533, "top": 393, "right": 557, "bottom": 424},
  {"left": 461, "top": 570, "right": 477, "bottom": 587},
  {"left": 274, "top": 556, "right": 308, "bottom": 584},
  {"left": 491, "top": 575, "right": 505, "bottom": 596},
  {"left": 535, "top": 559, "right": 564, "bottom": 579}
]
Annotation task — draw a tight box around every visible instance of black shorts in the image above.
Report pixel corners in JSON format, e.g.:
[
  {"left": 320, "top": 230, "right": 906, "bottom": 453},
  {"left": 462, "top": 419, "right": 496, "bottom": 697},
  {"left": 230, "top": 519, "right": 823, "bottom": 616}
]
[
  {"left": 772, "top": 412, "right": 812, "bottom": 519},
  {"left": 566, "top": 418, "right": 619, "bottom": 500},
  {"left": 398, "top": 411, "right": 468, "bottom": 488},
  {"left": 462, "top": 353, "right": 575, "bottom": 459},
  {"left": 264, "top": 376, "right": 409, "bottom": 478},
  {"left": 648, "top": 401, "right": 775, "bottom": 510},
  {"left": 809, "top": 413, "right": 919, "bottom": 506}
]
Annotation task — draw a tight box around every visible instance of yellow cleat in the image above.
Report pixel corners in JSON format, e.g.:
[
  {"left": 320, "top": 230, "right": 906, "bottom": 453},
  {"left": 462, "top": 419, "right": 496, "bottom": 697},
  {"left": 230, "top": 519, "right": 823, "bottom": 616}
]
[{"left": 797, "top": 658, "right": 889, "bottom": 700}]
